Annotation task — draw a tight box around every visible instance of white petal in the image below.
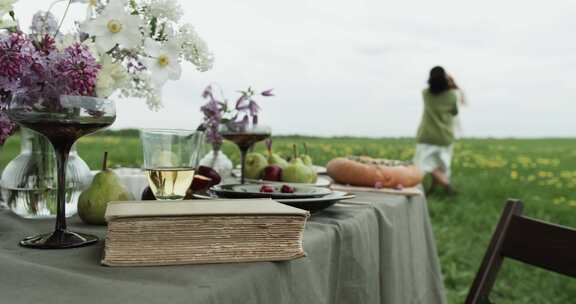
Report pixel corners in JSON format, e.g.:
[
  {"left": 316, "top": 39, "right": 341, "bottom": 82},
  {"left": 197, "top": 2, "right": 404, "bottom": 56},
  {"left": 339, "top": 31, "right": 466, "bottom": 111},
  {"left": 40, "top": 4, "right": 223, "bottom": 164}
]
[
  {"left": 164, "top": 40, "right": 181, "bottom": 52},
  {"left": 80, "top": 18, "right": 108, "bottom": 36},
  {"left": 151, "top": 68, "right": 171, "bottom": 87},
  {"left": 167, "top": 61, "right": 182, "bottom": 80},
  {"left": 123, "top": 14, "right": 143, "bottom": 28},
  {"left": 141, "top": 57, "right": 156, "bottom": 71},
  {"left": 106, "top": 0, "right": 128, "bottom": 12},
  {"left": 96, "top": 34, "right": 118, "bottom": 52},
  {"left": 144, "top": 38, "right": 162, "bottom": 57},
  {"left": 116, "top": 31, "right": 142, "bottom": 49}
]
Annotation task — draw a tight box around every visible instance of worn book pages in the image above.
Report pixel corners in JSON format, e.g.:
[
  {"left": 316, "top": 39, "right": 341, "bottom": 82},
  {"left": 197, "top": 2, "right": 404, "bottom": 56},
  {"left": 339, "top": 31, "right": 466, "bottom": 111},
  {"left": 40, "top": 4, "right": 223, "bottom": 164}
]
[{"left": 102, "top": 199, "right": 309, "bottom": 267}]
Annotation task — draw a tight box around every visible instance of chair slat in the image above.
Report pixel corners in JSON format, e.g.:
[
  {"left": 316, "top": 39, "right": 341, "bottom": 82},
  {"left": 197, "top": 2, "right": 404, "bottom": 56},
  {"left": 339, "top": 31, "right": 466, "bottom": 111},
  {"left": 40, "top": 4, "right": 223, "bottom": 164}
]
[
  {"left": 502, "top": 215, "right": 576, "bottom": 278},
  {"left": 467, "top": 199, "right": 576, "bottom": 304},
  {"left": 465, "top": 200, "right": 523, "bottom": 304}
]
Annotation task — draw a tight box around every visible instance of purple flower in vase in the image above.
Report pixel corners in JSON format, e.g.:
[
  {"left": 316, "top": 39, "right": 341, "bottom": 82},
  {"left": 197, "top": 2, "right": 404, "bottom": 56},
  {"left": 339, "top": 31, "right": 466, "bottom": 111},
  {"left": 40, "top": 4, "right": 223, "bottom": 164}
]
[
  {"left": 248, "top": 99, "right": 261, "bottom": 115},
  {"left": 200, "top": 85, "right": 224, "bottom": 145},
  {"left": 200, "top": 85, "right": 275, "bottom": 143},
  {"left": 202, "top": 85, "right": 213, "bottom": 99},
  {"left": 230, "top": 115, "right": 250, "bottom": 131},
  {"left": 261, "top": 89, "right": 274, "bottom": 97},
  {"left": 235, "top": 94, "right": 247, "bottom": 111}
]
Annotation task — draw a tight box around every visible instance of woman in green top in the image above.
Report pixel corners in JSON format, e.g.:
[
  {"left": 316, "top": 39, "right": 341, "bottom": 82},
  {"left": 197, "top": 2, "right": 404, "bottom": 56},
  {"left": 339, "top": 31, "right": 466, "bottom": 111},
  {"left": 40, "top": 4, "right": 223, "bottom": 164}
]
[{"left": 414, "top": 66, "right": 463, "bottom": 195}]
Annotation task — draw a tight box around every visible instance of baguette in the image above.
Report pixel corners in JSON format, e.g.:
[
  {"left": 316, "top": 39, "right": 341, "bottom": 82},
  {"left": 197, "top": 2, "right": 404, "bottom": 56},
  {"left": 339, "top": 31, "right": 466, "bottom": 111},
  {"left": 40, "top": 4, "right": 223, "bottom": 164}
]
[{"left": 327, "top": 157, "right": 423, "bottom": 188}]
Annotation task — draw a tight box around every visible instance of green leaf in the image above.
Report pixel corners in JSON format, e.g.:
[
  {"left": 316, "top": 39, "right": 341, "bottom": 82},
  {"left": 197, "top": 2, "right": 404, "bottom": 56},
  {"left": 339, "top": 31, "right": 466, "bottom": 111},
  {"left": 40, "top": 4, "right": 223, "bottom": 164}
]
[
  {"left": 157, "top": 23, "right": 166, "bottom": 41},
  {"left": 130, "top": 0, "right": 139, "bottom": 15},
  {"left": 149, "top": 17, "right": 157, "bottom": 37}
]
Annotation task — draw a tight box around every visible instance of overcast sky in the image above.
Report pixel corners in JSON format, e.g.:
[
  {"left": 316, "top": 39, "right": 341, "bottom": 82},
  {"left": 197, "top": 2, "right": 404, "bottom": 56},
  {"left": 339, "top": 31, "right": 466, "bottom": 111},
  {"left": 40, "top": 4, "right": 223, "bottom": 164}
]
[{"left": 14, "top": 0, "right": 576, "bottom": 137}]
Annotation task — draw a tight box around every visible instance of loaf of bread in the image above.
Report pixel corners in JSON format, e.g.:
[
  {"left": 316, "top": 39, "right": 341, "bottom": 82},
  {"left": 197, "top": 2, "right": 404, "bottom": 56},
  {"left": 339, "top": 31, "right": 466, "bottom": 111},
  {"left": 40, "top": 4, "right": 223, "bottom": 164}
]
[{"left": 326, "top": 156, "right": 423, "bottom": 188}]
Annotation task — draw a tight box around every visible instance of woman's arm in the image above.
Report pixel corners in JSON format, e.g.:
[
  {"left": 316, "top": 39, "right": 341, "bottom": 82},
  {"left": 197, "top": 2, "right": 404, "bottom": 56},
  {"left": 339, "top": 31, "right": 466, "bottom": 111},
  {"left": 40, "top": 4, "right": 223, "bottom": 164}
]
[{"left": 448, "top": 74, "right": 466, "bottom": 105}]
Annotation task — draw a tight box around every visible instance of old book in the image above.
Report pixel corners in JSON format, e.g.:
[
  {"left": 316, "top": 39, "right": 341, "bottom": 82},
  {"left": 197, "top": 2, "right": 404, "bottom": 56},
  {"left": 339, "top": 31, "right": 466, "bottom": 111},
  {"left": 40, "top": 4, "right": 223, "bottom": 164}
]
[{"left": 102, "top": 199, "right": 309, "bottom": 267}]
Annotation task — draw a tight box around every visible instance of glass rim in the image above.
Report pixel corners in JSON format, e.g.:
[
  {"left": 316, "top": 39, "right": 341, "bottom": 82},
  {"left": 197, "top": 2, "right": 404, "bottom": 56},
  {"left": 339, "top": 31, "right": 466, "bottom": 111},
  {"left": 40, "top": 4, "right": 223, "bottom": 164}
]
[
  {"left": 140, "top": 128, "right": 198, "bottom": 135},
  {"left": 11, "top": 93, "right": 112, "bottom": 102},
  {"left": 218, "top": 124, "right": 271, "bottom": 132}
]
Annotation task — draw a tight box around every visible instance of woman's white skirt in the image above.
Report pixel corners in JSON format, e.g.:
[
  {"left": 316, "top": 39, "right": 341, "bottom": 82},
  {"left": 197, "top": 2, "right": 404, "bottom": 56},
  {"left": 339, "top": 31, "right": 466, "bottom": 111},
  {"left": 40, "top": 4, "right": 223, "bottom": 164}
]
[{"left": 413, "top": 143, "right": 454, "bottom": 179}]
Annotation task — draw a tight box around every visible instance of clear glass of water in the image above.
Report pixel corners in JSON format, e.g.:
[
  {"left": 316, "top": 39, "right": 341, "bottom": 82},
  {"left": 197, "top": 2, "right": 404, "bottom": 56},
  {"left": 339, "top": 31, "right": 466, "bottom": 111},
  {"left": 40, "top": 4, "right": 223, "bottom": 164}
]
[{"left": 140, "top": 129, "right": 204, "bottom": 200}]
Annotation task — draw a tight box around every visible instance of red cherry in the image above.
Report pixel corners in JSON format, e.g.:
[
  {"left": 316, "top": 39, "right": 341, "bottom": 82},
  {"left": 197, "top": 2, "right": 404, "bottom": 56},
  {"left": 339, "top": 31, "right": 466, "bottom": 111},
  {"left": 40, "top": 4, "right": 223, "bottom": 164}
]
[
  {"left": 281, "top": 185, "right": 295, "bottom": 193},
  {"left": 260, "top": 185, "right": 275, "bottom": 193}
]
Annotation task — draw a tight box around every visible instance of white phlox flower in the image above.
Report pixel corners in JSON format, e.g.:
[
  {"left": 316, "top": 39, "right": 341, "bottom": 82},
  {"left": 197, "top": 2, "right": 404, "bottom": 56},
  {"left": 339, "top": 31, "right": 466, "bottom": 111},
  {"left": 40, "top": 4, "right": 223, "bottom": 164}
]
[
  {"left": 144, "top": 0, "right": 183, "bottom": 22},
  {"left": 80, "top": 0, "right": 143, "bottom": 52},
  {"left": 177, "top": 23, "right": 213, "bottom": 72},
  {"left": 96, "top": 55, "right": 128, "bottom": 98}
]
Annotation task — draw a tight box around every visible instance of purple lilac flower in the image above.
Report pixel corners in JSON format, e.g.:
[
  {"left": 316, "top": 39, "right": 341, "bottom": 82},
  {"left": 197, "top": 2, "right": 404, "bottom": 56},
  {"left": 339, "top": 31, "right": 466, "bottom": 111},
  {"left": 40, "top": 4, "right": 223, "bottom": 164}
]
[
  {"left": 54, "top": 43, "right": 101, "bottom": 96},
  {"left": 30, "top": 11, "right": 59, "bottom": 36},
  {"left": 0, "top": 33, "right": 36, "bottom": 93},
  {"left": 0, "top": 111, "right": 16, "bottom": 145},
  {"left": 0, "top": 32, "right": 102, "bottom": 145},
  {"left": 0, "top": 91, "right": 15, "bottom": 145},
  {"left": 35, "top": 34, "right": 56, "bottom": 55}
]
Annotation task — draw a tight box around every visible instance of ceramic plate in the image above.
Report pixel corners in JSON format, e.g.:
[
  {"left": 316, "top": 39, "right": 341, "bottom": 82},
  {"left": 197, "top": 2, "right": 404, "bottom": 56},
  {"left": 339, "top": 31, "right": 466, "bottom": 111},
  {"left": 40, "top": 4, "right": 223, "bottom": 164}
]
[
  {"left": 312, "top": 165, "right": 327, "bottom": 175},
  {"left": 276, "top": 191, "right": 355, "bottom": 213},
  {"left": 194, "top": 191, "right": 355, "bottom": 213},
  {"left": 231, "top": 170, "right": 332, "bottom": 187},
  {"left": 249, "top": 176, "right": 332, "bottom": 188},
  {"left": 210, "top": 184, "right": 332, "bottom": 199}
]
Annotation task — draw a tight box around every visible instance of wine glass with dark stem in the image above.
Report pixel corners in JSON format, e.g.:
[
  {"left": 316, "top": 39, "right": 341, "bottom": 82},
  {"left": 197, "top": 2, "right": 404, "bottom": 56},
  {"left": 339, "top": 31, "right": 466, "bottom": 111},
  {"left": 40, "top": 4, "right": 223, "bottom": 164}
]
[
  {"left": 220, "top": 122, "right": 271, "bottom": 184},
  {"left": 8, "top": 94, "right": 116, "bottom": 249}
]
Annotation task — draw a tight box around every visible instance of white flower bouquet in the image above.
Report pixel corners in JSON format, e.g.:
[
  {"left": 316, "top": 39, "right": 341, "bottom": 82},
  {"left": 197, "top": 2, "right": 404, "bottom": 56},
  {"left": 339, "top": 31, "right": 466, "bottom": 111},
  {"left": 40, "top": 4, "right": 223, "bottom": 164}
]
[
  {"left": 0, "top": 0, "right": 212, "bottom": 143},
  {"left": 1, "top": 0, "right": 213, "bottom": 110}
]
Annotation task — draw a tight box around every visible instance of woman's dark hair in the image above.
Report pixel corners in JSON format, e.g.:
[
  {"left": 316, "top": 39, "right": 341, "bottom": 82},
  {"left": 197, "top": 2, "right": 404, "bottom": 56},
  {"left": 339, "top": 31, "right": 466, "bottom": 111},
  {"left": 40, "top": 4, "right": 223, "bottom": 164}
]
[{"left": 427, "top": 66, "right": 450, "bottom": 94}]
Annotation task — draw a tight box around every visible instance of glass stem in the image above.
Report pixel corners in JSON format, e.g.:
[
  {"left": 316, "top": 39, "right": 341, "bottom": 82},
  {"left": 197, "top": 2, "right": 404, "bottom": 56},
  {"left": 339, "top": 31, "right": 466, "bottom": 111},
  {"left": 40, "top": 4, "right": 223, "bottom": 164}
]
[
  {"left": 54, "top": 145, "right": 71, "bottom": 232},
  {"left": 240, "top": 147, "right": 248, "bottom": 184}
]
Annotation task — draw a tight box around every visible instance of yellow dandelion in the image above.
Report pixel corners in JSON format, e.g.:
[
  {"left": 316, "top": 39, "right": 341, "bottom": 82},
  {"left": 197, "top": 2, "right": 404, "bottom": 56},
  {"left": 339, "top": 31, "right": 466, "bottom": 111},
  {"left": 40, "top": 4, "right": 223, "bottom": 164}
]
[{"left": 510, "top": 170, "right": 519, "bottom": 180}]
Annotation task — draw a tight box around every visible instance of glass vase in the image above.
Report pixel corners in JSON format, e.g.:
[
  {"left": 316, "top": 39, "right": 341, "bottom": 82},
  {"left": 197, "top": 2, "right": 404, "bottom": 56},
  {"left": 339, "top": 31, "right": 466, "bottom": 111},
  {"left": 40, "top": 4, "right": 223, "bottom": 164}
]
[
  {"left": 199, "top": 143, "right": 233, "bottom": 177},
  {"left": 0, "top": 128, "right": 92, "bottom": 219}
]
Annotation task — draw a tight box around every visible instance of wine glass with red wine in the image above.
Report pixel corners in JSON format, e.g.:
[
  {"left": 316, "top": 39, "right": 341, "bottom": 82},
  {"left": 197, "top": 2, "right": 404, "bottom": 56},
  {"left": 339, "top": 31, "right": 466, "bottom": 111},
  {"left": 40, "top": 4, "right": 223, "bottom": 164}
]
[
  {"left": 8, "top": 94, "right": 116, "bottom": 249},
  {"left": 220, "top": 122, "right": 271, "bottom": 184}
]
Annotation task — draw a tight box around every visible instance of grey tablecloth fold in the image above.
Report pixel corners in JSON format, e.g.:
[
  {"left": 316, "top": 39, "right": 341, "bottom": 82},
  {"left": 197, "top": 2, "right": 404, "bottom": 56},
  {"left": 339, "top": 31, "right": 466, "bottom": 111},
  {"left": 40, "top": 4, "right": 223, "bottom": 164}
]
[{"left": 0, "top": 193, "right": 446, "bottom": 304}]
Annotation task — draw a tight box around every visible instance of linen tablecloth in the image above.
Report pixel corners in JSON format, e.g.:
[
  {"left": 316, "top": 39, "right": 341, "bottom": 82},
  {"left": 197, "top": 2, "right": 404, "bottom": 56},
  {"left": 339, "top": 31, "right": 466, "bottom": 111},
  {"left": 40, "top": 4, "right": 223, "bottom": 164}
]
[{"left": 0, "top": 192, "right": 446, "bottom": 304}]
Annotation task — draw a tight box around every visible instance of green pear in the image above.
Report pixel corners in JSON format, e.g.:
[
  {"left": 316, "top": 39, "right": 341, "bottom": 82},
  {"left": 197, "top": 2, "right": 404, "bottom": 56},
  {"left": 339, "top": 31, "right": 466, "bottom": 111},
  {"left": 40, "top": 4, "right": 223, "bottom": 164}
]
[
  {"left": 265, "top": 138, "right": 288, "bottom": 169},
  {"left": 301, "top": 155, "right": 313, "bottom": 167},
  {"left": 269, "top": 153, "right": 288, "bottom": 169},
  {"left": 78, "top": 152, "right": 134, "bottom": 225},
  {"left": 301, "top": 143, "right": 313, "bottom": 166},
  {"left": 244, "top": 153, "right": 268, "bottom": 180},
  {"left": 283, "top": 144, "right": 316, "bottom": 183},
  {"left": 306, "top": 167, "right": 318, "bottom": 183}
]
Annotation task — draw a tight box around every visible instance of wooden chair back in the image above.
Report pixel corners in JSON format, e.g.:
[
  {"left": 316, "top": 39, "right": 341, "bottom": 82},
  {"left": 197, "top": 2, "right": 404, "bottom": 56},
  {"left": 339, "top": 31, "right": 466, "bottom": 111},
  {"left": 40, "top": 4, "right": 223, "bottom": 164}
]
[{"left": 465, "top": 199, "right": 576, "bottom": 304}]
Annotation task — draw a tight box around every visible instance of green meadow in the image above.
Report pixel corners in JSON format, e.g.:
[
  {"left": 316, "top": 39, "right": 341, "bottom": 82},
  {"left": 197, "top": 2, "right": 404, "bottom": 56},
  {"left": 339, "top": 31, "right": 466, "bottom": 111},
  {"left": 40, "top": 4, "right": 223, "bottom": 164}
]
[{"left": 1, "top": 131, "right": 575, "bottom": 303}]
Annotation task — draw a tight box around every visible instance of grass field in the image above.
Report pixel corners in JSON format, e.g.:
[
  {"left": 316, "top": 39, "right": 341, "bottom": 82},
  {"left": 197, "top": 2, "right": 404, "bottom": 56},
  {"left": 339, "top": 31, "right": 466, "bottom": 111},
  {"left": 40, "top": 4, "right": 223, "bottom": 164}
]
[{"left": 2, "top": 131, "right": 576, "bottom": 303}]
